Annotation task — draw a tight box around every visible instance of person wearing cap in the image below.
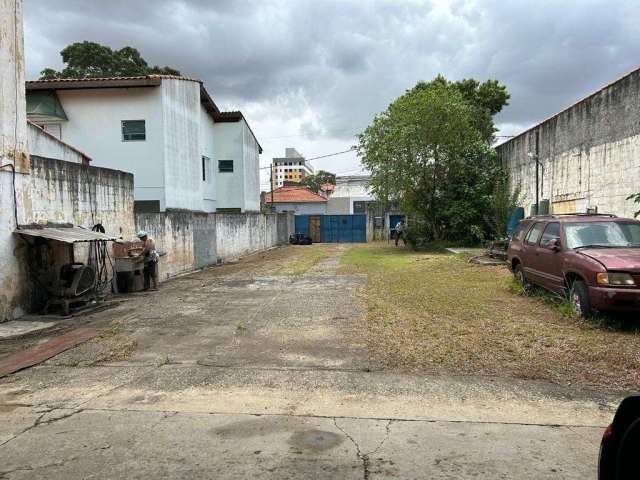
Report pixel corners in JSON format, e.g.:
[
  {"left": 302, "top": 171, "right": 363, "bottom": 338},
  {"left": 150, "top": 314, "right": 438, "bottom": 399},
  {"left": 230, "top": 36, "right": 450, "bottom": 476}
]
[{"left": 137, "top": 230, "right": 159, "bottom": 291}]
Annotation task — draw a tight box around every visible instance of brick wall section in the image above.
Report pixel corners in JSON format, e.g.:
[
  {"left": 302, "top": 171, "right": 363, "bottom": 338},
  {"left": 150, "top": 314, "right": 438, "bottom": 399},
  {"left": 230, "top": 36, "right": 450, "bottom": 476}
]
[
  {"left": 135, "top": 211, "right": 294, "bottom": 280},
  {"left": 496, "top": 68, "right": 640, "bottom": 217}
]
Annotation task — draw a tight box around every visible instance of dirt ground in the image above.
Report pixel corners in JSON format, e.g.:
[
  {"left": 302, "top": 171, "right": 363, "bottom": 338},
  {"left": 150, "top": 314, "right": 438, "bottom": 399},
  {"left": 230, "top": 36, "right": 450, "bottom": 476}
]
[{"left": 0, "top": 244, "right": 627, "bottom": 479}]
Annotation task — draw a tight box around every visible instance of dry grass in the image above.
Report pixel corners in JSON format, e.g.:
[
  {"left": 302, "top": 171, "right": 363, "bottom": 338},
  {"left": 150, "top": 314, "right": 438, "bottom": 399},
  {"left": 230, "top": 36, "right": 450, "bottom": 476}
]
[
  {"left": 341, "top": 242, "right": 640, "bottom": 391},
  {"left": 274, "top": 246, "right": 334, "bottom": 276},
  {"left": 90, "top": 322, "right": 138, "bottom": 364}
]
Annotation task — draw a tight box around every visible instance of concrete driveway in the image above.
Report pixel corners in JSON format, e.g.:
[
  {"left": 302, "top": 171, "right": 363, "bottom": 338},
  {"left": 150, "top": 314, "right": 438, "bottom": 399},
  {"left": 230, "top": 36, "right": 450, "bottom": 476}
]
[{"left": 0, "top": 245, "right": 615, "bottom": 479}]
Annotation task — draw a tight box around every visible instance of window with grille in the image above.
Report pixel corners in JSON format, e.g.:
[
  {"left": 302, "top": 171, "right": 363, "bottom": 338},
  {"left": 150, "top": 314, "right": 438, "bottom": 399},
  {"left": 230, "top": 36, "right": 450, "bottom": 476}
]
[
  {"left": 121, "top": 120, "right": 146, "bottom": 141},
  {"left": 218, "top": 160, "right": 234, "bottom": 172}
]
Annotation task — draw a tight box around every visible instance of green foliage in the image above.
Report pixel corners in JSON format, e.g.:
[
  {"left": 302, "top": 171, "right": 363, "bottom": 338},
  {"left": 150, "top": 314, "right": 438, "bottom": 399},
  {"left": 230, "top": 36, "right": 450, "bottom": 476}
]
[
  {"left": 39, "top": 41, "right": 181, "bottom": 79},
  {"left": 486, "top": 173, "right": 522, "bottom": 239},
  {"left": 300, "top": 170, "right": 336, "bottom": 193},
  {"left": 358, "top": 75, "right": 511, "bottom": 245},
  {"left": 627, "top": 192, "right": 640, "bottom": 218}
]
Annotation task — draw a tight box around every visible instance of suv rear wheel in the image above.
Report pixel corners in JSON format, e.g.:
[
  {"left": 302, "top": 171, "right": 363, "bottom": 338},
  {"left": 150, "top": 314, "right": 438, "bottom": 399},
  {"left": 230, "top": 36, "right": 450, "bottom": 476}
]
[
  {"left": 571, "top": 280, "right": 592, "bottom": 318},
  {"left": 513, "top": 263, "right": 531, "bottom": 292}
]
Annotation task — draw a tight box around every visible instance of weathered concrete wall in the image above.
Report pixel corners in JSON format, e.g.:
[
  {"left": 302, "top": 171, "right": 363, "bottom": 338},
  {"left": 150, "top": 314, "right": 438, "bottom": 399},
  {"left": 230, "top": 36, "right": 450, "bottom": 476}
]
[
  {"left": 29, "top": 156, "right": 135, "bottom": 236},
  {"left": 1, "top": 0, "right": 29, "bottom": 320},
  {"left": 0, "top": 0, "right": 28, "bottom": 173},
  {"left": 273, "top": 202, "right": 327, "bottom": 215},
  {"left": 1, "top": 156, "right": 135, "bottom": 320},
  {"left": 496, "top": 68, "right": 640, "bottom": 217},
  {"left": 135, "top": 212, "right": 293, "bottom": 280}
]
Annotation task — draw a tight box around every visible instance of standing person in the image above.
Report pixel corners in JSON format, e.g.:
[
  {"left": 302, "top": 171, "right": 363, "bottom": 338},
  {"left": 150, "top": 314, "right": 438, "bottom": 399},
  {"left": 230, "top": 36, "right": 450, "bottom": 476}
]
[
  {"left": 138, "top": 230, "right": 159, "bottom": 291},
  {"left": 395, "top": 219, "right": 406, "bottom": 246}
]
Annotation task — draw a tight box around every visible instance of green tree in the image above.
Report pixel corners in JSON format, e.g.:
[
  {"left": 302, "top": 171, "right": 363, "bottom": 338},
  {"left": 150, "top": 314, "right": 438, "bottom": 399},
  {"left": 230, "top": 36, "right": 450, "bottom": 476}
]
[
  {"left": 39, "top": 41, "right": 180, "bottom": 79},
  {"left": 300, "top": 170, "right": 336, "bottom": 193},
  {"left": 627, "top": 192, "right": 640, "bottom": 218},
  {"left": 358, "top": 76, "right": 511, "bottom": 244}
]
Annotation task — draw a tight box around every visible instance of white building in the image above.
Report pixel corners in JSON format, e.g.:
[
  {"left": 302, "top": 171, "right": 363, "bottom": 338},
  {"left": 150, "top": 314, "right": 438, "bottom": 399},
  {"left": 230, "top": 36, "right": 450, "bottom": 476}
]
[
  {"left": 25, "top": 76, "right": 262, "bottom": 213},
  {"left": 326, "top": 175, "right": 375, "bottom": 214},
  {"left": 271, "top": 148, "right": 314, "bottom": 189}
]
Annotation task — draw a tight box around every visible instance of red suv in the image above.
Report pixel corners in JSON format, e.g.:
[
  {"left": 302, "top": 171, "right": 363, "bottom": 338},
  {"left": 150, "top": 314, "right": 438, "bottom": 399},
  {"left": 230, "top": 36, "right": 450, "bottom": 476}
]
[{"left": 507, "top": 214, "right": 640, "bottom": 317}]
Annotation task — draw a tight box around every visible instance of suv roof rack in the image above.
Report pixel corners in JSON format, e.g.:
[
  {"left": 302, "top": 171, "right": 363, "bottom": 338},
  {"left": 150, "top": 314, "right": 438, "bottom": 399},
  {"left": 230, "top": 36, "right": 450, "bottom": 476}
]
[{"left": 525, "top": 213, "right": 618, "bottom": 219}]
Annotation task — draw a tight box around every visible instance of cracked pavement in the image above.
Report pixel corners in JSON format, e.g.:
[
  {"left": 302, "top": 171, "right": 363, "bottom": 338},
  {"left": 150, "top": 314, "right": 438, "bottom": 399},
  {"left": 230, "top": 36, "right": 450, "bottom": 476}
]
[{"left": 0, "top": 245, "right": 619, "bottom": 478}]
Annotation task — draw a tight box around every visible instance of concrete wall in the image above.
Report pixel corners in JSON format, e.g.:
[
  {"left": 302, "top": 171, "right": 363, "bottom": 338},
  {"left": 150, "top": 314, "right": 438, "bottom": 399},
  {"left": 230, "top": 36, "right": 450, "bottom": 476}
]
[
  {"left": 326, "top": 197, "right": 351, "bottom": 214},
  {"left": 0, "top": 0, "right": 28, "bottom": 173},
  {"left": 29, "top": 156, "right": 135, "bottom": 236},
  {"left": 1, "top": 0, "right": 29, "bottom": 321},
  {"left": 135, "top": 211, "right": 293, "bottom": 280},
  {"left": 55, "top": 87, "right": 166, "bottom": 208},
  {"left": 1, "top": 155, "right": 135, "bottom": 320},
  {"left": 496, "top": 68, "right": 640, "bottom": 218},
  {"left": 274, "top": 202, "right": 327, "bottom": 215},
  {"left": 27, "top": 122, "right": 88, "bottom": 164}
]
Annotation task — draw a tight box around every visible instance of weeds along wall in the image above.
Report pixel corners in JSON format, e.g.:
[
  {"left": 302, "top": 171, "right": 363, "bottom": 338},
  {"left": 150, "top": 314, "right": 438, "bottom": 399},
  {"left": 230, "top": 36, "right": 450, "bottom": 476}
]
[{"left": 135, "top": 211, "right": 294, "bottom": 280}]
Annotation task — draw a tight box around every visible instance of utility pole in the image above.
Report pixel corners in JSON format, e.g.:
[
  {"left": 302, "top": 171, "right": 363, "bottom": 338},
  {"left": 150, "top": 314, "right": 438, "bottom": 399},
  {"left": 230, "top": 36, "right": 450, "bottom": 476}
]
[
  {"left": 270, "top": 162, "right": 275, "bottom": 213},
  {"left": 535, "top": 130, "right": 540, "bottom": 215}
]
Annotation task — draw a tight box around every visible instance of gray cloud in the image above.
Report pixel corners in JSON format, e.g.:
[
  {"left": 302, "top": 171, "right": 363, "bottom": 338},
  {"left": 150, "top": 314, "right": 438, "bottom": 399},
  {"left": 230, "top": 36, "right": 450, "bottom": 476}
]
[{"left": 23, "top": 0, "right": 640, "bottom": 187}]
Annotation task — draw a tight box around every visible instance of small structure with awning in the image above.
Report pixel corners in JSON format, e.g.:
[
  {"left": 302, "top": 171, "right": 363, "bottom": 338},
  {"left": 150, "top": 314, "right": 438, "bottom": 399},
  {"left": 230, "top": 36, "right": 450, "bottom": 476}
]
[{"left": 15, "top": 224, "right": 121, "bottom": 316}]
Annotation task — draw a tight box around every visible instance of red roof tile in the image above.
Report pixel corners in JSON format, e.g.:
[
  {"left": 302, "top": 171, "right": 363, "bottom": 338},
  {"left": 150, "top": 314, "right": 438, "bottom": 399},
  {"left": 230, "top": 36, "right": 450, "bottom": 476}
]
[{"left": 265, "top": 186, "right": 327, "bottom": 203}]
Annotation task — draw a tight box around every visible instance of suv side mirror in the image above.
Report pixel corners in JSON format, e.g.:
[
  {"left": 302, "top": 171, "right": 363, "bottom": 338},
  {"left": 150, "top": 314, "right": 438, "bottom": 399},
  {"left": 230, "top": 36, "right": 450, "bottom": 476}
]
[{"left": 546, "top": 238, "right": 561, "bottom": 252}]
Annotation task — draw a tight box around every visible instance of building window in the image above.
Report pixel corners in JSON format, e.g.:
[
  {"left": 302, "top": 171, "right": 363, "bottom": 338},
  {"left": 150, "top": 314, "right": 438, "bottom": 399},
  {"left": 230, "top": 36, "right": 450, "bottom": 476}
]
[
  {"left": 122, "top": 120, "right": 146, "bottom": 141},
  {"left": 202, "top": 156, "right": 211, "bottom": 182},
  {"left": 218, "top": 160, "right": 234, "bottom": 173}
]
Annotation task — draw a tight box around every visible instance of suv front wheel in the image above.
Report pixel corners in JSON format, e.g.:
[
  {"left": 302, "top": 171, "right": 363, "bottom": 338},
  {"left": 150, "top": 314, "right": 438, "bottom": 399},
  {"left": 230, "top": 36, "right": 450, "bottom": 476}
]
[{"left": 570, "top": 280, "right": 592, "bottom": 318}]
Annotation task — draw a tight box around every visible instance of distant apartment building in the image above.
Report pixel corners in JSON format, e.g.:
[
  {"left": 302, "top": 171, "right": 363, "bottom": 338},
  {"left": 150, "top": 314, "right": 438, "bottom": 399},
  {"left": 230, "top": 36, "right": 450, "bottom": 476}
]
[
  {"left": 271, "top": 148, "right": 314, "bottom": 189},
  {"left": 25, "top": 75, "right": 263, "bottom": 213}
]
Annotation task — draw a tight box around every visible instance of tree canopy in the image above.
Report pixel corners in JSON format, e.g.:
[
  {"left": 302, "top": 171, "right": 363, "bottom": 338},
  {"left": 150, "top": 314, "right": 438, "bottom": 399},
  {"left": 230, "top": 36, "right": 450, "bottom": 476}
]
[
  {"left": 358, "top": 76, "right": 515, "bottom": 244},
  {"left": 40, "top": 41, "right": 180, "bottom": 79},
  {"left": 300, "top": 170, "right": 336, "bottom": 193}
]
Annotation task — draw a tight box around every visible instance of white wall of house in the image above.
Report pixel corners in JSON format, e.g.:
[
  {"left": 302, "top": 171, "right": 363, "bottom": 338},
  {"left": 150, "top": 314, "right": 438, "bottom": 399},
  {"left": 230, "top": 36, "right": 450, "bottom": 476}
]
[
  {"left": 161, "top": 79, "right": 204, "bottom": 212},
  {"left": 273, "top": 202, "right": 327, "bottom": 215},
  {"left": 242, "top": 120, "right": 261, "bottom": 212},
  {"left": 200, "top": 105, "right": 217, "bottom": 212},
  {"left": 55, "top": 87, "right": 166, "bottom": 208},
  {"left": 213, "top": 122, "right": 244, "bottom": 211},
  {"left": 27, "top": 122, "right": 87, "bottom": 164}
]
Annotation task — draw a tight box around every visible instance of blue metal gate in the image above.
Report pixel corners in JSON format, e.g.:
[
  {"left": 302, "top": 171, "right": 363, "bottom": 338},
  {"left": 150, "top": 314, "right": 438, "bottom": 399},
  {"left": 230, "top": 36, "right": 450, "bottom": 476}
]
[{"left": 294, "top": 215, "right": 367, "bottom": 243}]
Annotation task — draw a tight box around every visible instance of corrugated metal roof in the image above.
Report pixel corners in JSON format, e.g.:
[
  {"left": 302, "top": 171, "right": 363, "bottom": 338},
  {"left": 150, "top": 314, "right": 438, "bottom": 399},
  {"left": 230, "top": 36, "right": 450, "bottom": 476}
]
[{"left": 15, "top": 226, "right": 120, "bottom": 243}]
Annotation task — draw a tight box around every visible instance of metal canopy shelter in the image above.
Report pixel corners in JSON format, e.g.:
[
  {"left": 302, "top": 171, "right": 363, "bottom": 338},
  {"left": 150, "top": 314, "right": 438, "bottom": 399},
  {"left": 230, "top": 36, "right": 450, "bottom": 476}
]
[{"left": 15, "top": 226, "right": 119, "bottom": 243}]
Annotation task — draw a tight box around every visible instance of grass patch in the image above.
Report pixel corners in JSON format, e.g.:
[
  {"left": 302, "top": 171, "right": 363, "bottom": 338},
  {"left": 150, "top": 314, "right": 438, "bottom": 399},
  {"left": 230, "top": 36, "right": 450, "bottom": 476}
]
[
  {"left": 90, "top": 322, "right": 137, "bottom": 364},
  {"left": 507, "top": 277, "right": 577, "bottom": 318},
  {"left": 343, "top": 242, "right": 640, "bottom": 390},
  {"left": 275, "top": 246, "right": 333, "bottom": 276}
]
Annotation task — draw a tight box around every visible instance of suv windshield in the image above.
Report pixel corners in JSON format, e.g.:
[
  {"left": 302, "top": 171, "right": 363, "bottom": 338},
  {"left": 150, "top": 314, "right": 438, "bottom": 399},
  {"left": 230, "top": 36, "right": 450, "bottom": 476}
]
[{"left": 565, "top": 221, "right": 640, "bottom": 249}]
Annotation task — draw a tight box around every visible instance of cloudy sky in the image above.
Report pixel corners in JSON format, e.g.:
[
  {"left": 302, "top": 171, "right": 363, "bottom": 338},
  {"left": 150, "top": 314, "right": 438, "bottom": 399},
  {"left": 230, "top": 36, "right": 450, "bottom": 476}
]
[{"left": 23, "top": 0, "right": 640, "bottom": 191}]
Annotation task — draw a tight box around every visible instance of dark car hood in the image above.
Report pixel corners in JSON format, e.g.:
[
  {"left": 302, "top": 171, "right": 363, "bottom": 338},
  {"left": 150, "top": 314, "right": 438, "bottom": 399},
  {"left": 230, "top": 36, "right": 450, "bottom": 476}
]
[{"left": 578, "top": 248, "right": 640, "bottom": 271}]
